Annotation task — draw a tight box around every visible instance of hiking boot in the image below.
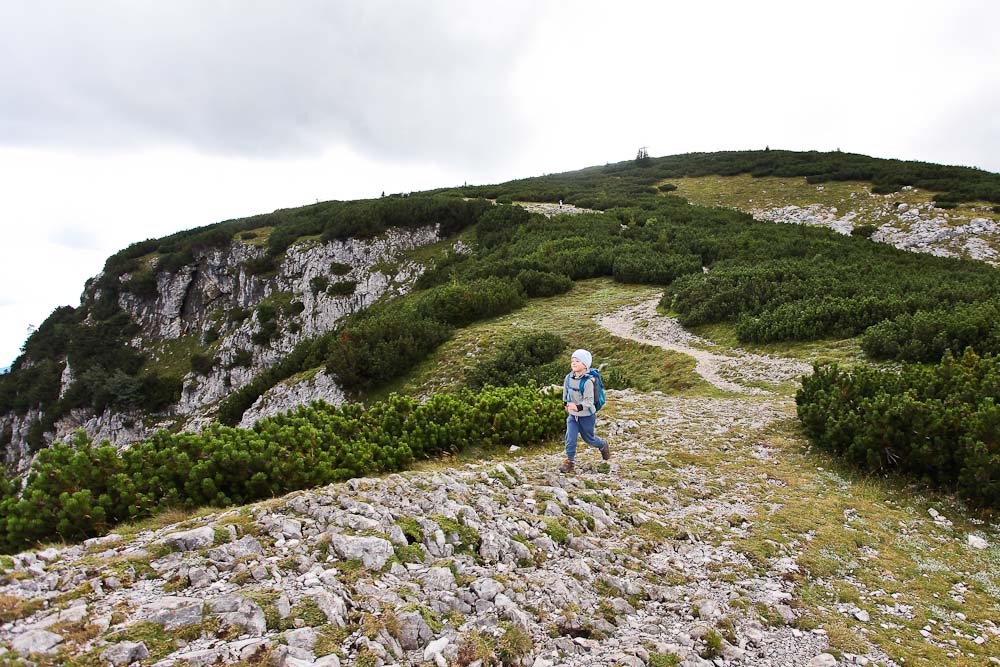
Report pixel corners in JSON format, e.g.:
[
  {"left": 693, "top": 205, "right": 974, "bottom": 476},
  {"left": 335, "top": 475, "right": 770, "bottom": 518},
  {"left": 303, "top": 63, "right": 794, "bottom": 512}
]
[
  {"left": 559, "top": 459, "right": 574, "bottom": 473},
  {"left": 599, "top": 442, "right": 611, "bottom": 460}
]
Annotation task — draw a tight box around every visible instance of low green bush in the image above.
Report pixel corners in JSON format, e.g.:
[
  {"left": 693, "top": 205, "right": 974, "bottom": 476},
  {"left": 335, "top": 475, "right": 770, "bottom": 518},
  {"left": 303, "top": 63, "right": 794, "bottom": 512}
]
[
  {"left": 413, "top": 278, "right": 525, "bottom": 328},
  {"left": 325, "top": 308, "right": 452, "bottom": 390},
  {"left": 796, "top": 349, "right": 1000, "bottom": 507},
  {"left": 515, "top": 270, "right": 573, "bottom": 298},
  {"left": 860, "top": 301, "right": 1000, "bottom": 362},
  {"left": 310, "top": 276, "right": 329, "bottom": 294},
  {"left": 327, "top": 280, "right": 358, "bottom": 297},
  {"left": 121, "top": 269, "right": 159, "bottom": 298},
  {"left": 465, "top": 332, "right": 566, "bottom": 390},
  {"left": 190, "top": 353, "right": 216, "bottom": 376},
  {"left": 0, "top": 385, "right": 563, "bottom": 553},
  {"left": 613, "top": 249, "right": 701, "bottom": 285}
]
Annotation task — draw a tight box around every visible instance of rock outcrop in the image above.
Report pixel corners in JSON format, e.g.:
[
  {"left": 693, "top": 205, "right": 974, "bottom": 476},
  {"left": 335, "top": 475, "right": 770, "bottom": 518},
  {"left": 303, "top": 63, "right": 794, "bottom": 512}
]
[{"left": 0, "top": 225, "right": 440, "bottom": 473}]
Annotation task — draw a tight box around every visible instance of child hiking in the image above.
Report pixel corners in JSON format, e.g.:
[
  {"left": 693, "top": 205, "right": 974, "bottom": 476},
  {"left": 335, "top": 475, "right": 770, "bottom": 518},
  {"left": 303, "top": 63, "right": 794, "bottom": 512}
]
[{"left": 560, "top": 349, "right": 610, "bottom": 473}]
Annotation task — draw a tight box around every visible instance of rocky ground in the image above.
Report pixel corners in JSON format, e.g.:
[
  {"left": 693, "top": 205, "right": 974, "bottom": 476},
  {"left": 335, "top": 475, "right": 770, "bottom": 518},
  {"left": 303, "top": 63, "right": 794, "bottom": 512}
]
[
  {"left": 0, "top": 315, "right": 898, "bottom": 667},
  {"left": 1, "top": 393, "right": 870, "bottom": 667},
  {"left": 2, "top": 297, "right": 997, "bottom": 667}
]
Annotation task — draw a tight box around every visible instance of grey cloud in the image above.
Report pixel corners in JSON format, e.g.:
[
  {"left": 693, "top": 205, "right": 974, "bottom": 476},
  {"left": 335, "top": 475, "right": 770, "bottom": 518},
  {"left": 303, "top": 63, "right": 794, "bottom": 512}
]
[{"left": 0, "top": 1, "right": 539, "bottom": 167}]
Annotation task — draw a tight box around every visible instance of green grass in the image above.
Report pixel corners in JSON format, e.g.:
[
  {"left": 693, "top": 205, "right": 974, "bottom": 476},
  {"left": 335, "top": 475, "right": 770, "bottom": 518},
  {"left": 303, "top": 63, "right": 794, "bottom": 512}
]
[
  {"left": 235, "top": 226, "right": 274, "bottom": 246},
  {"left": 364, "top": 278, "right": 709, "bottom": 405},
  {"left": 141, "top": 333, "right": 208, "bottom": 378},
  {"left": 705, "top": 417, "right": 1000, "bottom": 666},
  {"left": 685, "top": 320, "right": 867, "bottom": 366},
  {"left": 667, "top": 174, "right": 929, "bottom": 221}
]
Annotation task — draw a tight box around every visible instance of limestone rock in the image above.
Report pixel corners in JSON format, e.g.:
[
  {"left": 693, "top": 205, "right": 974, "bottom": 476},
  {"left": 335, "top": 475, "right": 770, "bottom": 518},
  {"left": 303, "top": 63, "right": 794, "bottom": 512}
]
[
  {"left": 329, "top": 534, "right": 394, "bottom": 570},
  {"left": 160, "top": 526, "right": 216, "bottom": 551},
  {"left": 396, "top": 610, "right": 433, "bottom": 650},
  {"left": 807, "top": 654, "right": 839, "bottom": 667},
  {"left": 209, "top": 595, "right": 268, "bottom": 636},
  {"left": 11, "top": 629, "right": 62, "bottom": 656},
  {"left": 101, "top": 641, "right": 151, "bottom": 666}
]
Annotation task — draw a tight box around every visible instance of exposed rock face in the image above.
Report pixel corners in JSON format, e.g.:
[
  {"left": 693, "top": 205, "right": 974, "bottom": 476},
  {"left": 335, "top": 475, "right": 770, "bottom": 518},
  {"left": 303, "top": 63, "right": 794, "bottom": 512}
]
[
  {"left": 239, "top": 370, "right": 345, "bottom": 428},
  {"left": 0, "top": 226, "right": 440, "bottom": 470},
  {"left": 750, "top": 199, "right": 1000, "bottom": 266}
]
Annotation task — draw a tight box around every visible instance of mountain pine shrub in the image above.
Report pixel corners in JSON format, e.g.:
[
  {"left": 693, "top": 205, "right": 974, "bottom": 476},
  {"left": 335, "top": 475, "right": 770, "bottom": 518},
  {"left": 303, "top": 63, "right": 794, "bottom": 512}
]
[
  {"left": 860, "top": 301, "right": 1000, "bottom": 361},
  {"left": 514, "top": 270, "right": 573, "bottom": 298},
  {"left": 796, "top": 349, "right": 1000, "bottom": 507},
  {"left": 0, "top": 385, "right": 562, "bottom": 553},
  {"left": 464, "top": 332, "right": 566, "bottom": 390}
]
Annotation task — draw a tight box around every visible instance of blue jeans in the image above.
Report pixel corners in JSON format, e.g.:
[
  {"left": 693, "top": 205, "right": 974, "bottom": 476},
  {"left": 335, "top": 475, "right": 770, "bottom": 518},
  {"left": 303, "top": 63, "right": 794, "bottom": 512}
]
[{"left": 565, "top": 414, "right": 606, "bottom": 462}]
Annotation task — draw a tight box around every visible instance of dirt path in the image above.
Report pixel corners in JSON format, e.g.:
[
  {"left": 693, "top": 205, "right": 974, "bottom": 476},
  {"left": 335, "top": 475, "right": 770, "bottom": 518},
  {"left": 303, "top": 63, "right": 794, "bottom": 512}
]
[{"left": 598, "top": 298, "right": 811, "bottom": 396}]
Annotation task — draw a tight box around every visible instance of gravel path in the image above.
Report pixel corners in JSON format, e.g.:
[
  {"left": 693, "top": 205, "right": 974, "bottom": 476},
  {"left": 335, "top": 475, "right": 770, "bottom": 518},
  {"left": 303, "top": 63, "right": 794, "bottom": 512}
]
[{"left": 598, "top": 299, "right": 812, "bottom": 396}]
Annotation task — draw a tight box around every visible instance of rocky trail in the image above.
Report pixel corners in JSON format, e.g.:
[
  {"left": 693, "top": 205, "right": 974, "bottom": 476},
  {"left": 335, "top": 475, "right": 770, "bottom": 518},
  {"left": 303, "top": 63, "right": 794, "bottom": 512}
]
[
  {"left": 598, "top": 299, "right": 811, "bottom": 396},
  {"left": 4, "top": 302, "right": 995, "bottom": 667},
  {"left": 2, "top": 392, "right": 876, "bottom": 667}
]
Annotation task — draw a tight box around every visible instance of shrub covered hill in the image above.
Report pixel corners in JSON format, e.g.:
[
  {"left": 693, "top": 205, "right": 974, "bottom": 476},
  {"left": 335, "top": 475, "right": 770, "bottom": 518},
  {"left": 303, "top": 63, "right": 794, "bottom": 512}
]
[{"left": 2, "top": 149, "right": 1000, "bottom": 665}]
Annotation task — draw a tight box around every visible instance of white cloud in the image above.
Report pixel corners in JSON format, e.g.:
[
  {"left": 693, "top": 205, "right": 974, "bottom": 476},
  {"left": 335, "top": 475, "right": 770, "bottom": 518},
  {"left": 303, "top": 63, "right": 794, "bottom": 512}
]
[{"left": 1, "top": 0, "right": 998, "bottom": 365}]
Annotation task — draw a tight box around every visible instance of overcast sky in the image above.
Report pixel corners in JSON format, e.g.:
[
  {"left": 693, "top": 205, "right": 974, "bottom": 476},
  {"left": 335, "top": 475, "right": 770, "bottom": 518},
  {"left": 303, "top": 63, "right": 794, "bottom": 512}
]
[{"left": 2, "top": 0, "right": 998, "bottom": 367}]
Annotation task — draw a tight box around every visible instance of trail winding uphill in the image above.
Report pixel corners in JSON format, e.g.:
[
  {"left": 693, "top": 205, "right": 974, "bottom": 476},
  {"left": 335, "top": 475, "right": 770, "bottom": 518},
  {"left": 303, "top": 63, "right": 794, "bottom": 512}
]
[{"left": 598, "top": 298, "right": 812, "bottom": 397}]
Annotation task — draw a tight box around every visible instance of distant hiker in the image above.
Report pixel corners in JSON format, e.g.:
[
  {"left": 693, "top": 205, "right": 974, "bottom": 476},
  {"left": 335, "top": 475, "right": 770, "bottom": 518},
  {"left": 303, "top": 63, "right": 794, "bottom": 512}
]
[
  {"left": 559, "top": 199, "right": 563, "bottom": 208},
  {"left": 560, "top": 348, "right": 610, "bottom": 473}
]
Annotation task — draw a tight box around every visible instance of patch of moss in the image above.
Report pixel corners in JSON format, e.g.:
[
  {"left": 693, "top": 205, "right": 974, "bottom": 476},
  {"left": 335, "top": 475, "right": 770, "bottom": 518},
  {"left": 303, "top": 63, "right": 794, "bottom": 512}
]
[
  {"left": 396, "top": 517, "right": 424, "bottom": 543},
  {"left": 107, "top": 621, "right": 178, "bottom": 661},
  {"left": 543, "top": 518, "right": 570, "bottom": 544},
  {"left": 433, "top": 515, "right": 481, "bottom": 555},
  {"left": 648, "top": 652, "right": 682, "bottom": 667},
  {"left": 314, "top": 623, "right": 352, "bottom": 657},
  {"left": 700, "top": 629, "right": 723, "bottom": 659}
]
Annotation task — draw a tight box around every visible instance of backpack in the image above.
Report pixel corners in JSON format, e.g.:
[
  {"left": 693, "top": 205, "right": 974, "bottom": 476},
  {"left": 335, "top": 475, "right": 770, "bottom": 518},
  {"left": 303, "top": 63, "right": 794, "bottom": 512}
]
[{"left": 564, "top": 369, "right": 606, "bottom": 413}]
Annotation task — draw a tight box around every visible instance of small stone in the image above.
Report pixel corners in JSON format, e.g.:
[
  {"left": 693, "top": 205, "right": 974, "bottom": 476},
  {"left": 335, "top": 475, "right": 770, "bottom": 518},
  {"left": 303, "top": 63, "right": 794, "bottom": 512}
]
[
  {"left": 12, "top": 630, "right": 63, "bottom": 656},
  {"left": 389, "top": 525, "right": 408, "bottom": 546},
  {"left": 424, "top": 637, "right": 449, "bottom": 660},
  {"left": 807, "top": 654, "right": 838, "bottom": 667},
  {"left": 471, "top": 578, "right": 504, "bottom": 601},
  {"left": 854, "top": 609, "right": 871, "bottom": 623},
  {"left": 422, "top": 566, "right": 456, "bottom": 592},
  {"left": 101, "top": 641, "right": 150, "bottom": 666},
  {"left": 160, "top": 526, "right": 216, "bottom": 551},
  {"left": 329, "top": 534, "right": 394, "bottom": 570},
  {"left": 968, "top": 535, "right": 989, "bottom": 549},
  {"left": 397, "top": 610, "right": 433, "bottom": 650}
]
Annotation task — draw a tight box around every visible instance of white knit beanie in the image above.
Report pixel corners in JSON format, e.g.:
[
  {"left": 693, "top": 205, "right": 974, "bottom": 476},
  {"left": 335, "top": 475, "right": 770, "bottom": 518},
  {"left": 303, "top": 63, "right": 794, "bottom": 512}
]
[{"left": 571, "top": 349, "right": 592, "bottom": 368}]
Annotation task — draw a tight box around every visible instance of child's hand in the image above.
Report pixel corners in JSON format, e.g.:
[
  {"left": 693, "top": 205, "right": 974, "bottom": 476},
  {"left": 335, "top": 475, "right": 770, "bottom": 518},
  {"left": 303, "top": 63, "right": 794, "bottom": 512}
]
[{"left": 566, "top": 403, "right": 579, "bottom": 413}]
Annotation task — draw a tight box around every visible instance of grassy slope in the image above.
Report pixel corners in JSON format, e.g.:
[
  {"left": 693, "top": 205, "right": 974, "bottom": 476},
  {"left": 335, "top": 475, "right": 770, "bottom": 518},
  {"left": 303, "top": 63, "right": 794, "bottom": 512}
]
[{"left": 365, "top": 278, "right": 710, "bottom": 405}]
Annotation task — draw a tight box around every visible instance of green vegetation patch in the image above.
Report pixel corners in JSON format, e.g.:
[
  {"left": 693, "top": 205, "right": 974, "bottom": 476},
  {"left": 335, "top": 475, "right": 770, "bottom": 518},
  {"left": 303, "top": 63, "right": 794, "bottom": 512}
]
[
  {"left": 0, "top": 385, "right": 562, "bottom": 554},
  {"left": 797, "top": 349, "right": 1000, "bottom": 508}
]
